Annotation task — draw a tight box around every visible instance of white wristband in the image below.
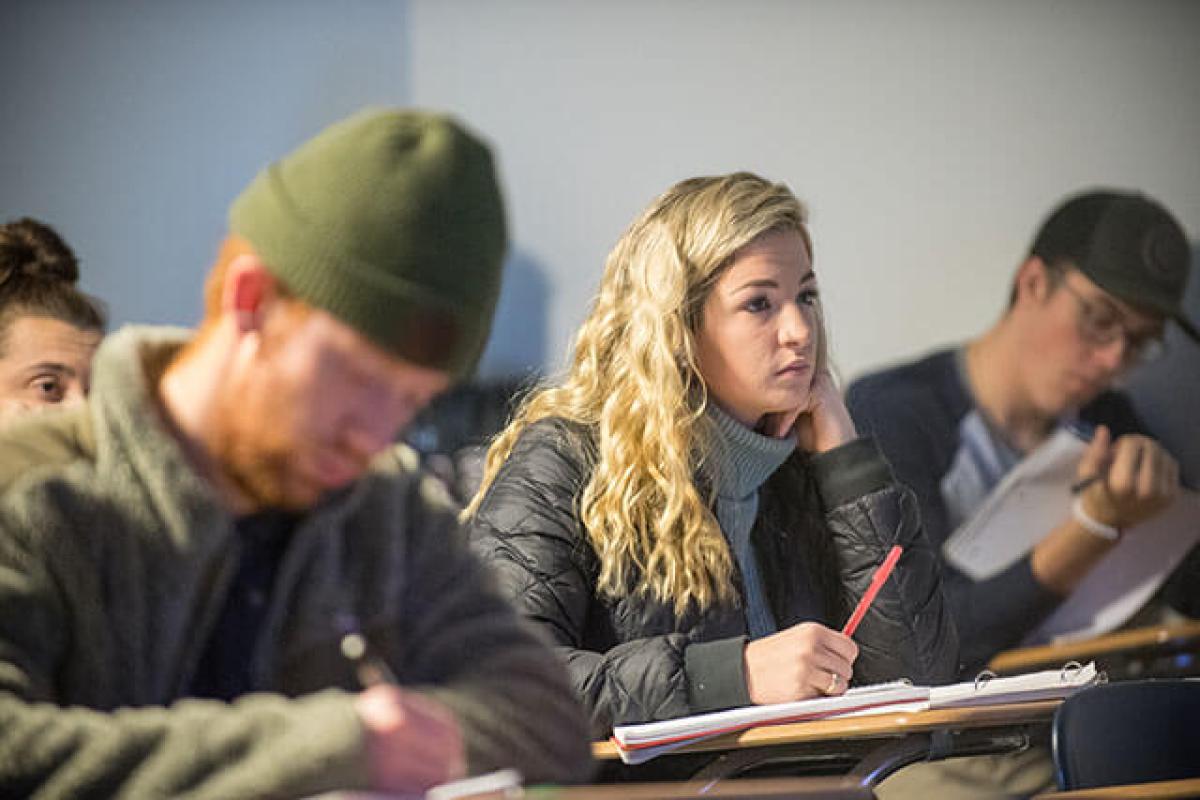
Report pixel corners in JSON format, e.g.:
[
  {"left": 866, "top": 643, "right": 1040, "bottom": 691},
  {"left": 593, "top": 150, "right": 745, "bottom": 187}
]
[{"left": 1072, "top": 496, "right": 1121, "bottom": 541}]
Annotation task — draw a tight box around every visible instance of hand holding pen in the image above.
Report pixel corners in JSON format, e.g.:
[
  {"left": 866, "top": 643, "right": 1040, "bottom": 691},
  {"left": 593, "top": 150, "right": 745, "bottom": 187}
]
[
  {"left": 1071, "top": 425, "right": 1179, "bottom": 537},
  {"left": 742, "top": 544, "right": 904, "bottom": 704},
  {"left": 339, "top": 617, "right": 466, "bottom": 794}
]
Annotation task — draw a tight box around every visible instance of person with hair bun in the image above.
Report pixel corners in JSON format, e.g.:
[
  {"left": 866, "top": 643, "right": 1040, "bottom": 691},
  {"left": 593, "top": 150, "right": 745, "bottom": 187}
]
[
  {"left": 0, "top": 217, "right": 106, "bottom": 424},
  {"left": 465, "top": 172, "right": 958, "bottom": 740}
]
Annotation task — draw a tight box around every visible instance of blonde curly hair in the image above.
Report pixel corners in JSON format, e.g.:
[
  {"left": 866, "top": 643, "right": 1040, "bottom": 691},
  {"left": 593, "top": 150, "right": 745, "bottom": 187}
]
[{"left": 465, "top": 172, "right": 827, "bottom": 613}]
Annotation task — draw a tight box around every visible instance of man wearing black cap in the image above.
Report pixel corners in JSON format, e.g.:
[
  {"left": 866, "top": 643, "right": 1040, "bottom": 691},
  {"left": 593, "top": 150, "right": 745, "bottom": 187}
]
[
  {"left": 849, "top": 189, "right": 1196, "bottom": 796},
  {"left": 0, "top": 109, "right": 592, "bottom": 797},
  {"left": 849, "top": 189, "right": 1195, "bottom": 671}
]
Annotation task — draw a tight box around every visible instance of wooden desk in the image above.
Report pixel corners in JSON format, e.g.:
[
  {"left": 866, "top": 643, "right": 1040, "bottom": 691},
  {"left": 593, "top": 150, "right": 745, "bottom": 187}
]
[
  {"left": 989, "top": 620, "right": 1200, "bottom": 677},
  {"left": 524, "top": 776, "right": 874, "bottom": 798},
  {"left": 1035, "top": 777, "right": 1200, "bottom": 799},
  {"left": 594, "top": 701, "right": 1059, "bottom": 785}
]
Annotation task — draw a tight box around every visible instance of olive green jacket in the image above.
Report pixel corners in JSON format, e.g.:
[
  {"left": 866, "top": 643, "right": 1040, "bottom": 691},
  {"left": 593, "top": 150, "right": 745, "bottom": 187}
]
[{"left": 0, "top": 326, "right": 592, "bottom": 799}]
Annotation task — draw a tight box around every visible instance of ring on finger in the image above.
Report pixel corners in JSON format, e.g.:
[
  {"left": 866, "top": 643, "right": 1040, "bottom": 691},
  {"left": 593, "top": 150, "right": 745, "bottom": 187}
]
[{"left": 827, "top": 672, "right": 840, "bottom": 694}]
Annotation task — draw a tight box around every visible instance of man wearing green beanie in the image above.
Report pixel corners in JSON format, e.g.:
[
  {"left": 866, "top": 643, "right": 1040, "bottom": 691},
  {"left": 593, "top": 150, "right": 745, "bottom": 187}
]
[{"left": 0, "top": 109, "right": 593, "bottom": 797}]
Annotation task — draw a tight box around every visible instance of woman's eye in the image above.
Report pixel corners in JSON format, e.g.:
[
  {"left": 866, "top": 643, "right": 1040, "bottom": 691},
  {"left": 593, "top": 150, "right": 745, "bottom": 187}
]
[
  {"left": 799, "top": 289, "right": 820, "bottom": 306},
  {"left": 743, "top": 296, "right": 771, "bottom": 313}
]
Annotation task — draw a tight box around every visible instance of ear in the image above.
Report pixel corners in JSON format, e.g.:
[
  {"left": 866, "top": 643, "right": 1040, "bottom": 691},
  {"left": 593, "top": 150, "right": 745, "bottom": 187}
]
[
  {"left": 1013, "top": 256, "right": 1053, "bottom": 307},
  {"left": 220, "top": 254, "right": 278, "bottom": 333}
]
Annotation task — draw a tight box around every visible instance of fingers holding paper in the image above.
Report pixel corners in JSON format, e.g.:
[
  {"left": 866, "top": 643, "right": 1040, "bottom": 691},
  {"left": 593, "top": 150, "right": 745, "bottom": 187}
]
[
  {"left": 743, "top": 621, "right": 858, "bottom": 704},
  {"left": 1080, "top": 432, "right": 1180, "bottom": 531}
]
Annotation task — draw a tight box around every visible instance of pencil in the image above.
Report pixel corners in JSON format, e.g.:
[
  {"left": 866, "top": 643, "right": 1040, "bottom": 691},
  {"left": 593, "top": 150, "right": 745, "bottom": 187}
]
[
  {"left": 841, "top": 544, "right": 904, "bottom": 638},
  {"left": 340, "top": 630, "right": 399, "bottom": 687}
]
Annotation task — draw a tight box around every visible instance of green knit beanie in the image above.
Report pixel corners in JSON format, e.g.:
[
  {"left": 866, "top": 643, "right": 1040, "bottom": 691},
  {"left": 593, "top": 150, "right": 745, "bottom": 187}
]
[{"left": 229, "top": 108, "right": 507, "bottom": 378}]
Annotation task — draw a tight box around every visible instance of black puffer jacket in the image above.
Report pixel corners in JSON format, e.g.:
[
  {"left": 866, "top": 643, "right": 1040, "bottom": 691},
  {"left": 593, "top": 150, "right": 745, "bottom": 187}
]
[{"left": 469, "top": 418, "right": 958, "bottom": 737}]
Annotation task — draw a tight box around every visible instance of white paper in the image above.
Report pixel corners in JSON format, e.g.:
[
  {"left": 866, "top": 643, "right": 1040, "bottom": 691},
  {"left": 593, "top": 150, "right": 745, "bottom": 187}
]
[
  {"left": 944, "top": 428, "right": 1085, "bottom": 580},
  {"left": 611, "top": 681, "right": 929, "bottom": 763},
  {"left": 426, "top": 769, "right": 522, "bottom": 800},
  {"left": 1028, "top": 492, "right": 1200, "bottom": 644},
  {"left": 943, "top": 428, "right": 1200, "bottom": 644},
  {"left": 609, "top": 665, "right": 1103, "bottom": 765}
]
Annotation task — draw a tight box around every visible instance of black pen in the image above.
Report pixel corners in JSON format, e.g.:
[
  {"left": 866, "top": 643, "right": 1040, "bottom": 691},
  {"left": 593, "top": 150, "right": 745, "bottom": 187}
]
[
  {"left": 1070, "top": 474, "right": 1103, "bottom": 495},
  {"left": 337, "top": 614, "right": 398, "bottom": 688}
]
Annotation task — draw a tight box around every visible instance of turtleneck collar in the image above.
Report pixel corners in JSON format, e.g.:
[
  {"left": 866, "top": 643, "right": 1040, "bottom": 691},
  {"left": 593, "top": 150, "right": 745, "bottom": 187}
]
[{"left": 705, "top": 401, "right": 795, "bottom": 500}]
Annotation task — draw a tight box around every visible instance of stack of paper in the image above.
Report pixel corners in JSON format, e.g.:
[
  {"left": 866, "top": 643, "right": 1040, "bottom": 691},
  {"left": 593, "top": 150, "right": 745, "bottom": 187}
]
[
  {"left": 611, "top": 681, "right": 928, "bottom": 764},
  {"left": 610, "top": 662, "right": 1103, "bottom": 764}
]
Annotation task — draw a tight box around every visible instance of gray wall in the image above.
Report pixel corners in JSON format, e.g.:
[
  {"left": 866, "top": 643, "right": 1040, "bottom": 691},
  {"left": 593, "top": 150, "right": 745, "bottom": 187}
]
[{"left": 4, "top": 0, "right": 1199, "bottom": 412}]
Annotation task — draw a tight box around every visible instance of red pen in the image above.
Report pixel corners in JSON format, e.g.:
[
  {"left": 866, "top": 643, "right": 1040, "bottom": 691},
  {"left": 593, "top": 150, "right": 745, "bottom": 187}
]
[{"left": 841, "top": 544, "right": 903, "bottom": 637}]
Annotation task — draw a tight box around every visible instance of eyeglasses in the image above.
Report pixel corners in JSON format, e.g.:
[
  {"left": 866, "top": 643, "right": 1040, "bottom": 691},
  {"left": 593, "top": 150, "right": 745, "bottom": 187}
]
[{"left": 1058, "top": 281, "right": 1167, "bottom": 365}]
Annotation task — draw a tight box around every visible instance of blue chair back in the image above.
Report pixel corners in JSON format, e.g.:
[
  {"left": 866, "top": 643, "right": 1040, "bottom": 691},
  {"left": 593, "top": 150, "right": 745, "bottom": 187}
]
[{"left": 1052, "top": 679, "right": 1200, "bottom": 790}]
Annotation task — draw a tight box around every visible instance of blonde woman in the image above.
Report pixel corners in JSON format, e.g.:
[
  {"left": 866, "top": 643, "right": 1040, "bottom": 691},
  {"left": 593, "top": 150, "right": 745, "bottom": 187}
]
[{"left": 466, "top": 173, "right": 957, "bottom": 737}]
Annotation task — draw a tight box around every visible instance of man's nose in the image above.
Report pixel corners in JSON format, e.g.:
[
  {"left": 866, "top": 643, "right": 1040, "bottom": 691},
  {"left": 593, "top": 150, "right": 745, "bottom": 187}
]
[
  {"left": 342, "top": 424, "right": 391, "bottom": 461},
  {"left": 61, "top": 383, "right": 88, "bottom": 406},
  {"left": 1092, "top": 335, "right": 1129, "bottom": 375},
  {"left": 345, "top": 395, "right": 424, "bottom": 458}
]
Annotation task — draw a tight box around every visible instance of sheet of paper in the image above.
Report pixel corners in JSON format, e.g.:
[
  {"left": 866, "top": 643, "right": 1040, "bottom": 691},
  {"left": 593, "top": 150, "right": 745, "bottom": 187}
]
[
  {"left": 1026, "top": 491, "right": 1200, "bottom": 644},
  {"left": 943, "top": 428, "right": 1200, "bottom": 643},
  {"left": 944, "top": 428, "right": 1085, "bottom": 580}
]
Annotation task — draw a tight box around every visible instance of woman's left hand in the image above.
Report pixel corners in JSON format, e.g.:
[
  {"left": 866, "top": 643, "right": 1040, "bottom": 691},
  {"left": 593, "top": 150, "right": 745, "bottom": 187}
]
[{"left": 763, "top": 369, "right": 856, "bottom": 453}]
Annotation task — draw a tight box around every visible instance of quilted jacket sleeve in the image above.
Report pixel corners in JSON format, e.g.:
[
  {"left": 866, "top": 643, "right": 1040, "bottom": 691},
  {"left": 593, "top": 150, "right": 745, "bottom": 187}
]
[
  {"left": 811, "top": 438, "right": 960, "bottom": 686},
  {"left": 468, "top": 420, "right": 750, "bottom": 738}
]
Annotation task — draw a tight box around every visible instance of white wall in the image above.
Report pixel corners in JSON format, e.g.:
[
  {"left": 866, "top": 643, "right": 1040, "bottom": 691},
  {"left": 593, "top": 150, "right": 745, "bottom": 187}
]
[
  {"left": 1, "top": 0, "right": 411, "bottom": 331},
  {"left": 407, "top": 0, "right": 1200, "bottom": 384},
  {"left": 3, "top": 0, "right": 1199, "bottom": 389}
]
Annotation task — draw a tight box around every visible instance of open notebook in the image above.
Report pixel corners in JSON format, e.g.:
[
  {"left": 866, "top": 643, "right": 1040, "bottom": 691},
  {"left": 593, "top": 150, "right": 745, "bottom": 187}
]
[{"left": 610, "top": 662, "right": 1102, "bottom": 764}]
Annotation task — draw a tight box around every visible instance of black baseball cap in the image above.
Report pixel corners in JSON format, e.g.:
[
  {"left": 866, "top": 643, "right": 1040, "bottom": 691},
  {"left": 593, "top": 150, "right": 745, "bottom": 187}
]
[{"left": 1031, "top": 189, "right": 1197, "bottom": 343}]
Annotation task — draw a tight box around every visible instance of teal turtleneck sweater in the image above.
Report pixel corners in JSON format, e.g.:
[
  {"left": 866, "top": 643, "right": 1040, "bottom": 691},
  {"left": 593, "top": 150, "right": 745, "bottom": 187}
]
[{"left": 705, "top": 402, "right": 795, "bottom": 639}]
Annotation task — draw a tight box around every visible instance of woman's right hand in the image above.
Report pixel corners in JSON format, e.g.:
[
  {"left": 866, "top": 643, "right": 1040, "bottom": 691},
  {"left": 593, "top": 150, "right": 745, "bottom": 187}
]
[{"left": 743, "top": 621, "right": 858, "bottom": 705}]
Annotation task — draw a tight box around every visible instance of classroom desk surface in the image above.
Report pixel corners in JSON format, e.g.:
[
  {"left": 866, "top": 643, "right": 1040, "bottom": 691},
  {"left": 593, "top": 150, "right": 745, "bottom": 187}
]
[
  {"left": 1034, "top": 777, "right": 1200, "bottom": 799},
  {"left": 988, "top": 620, "right": 1200, "bottom": 676},
  {"left": 594, "top": 700, "right": 1059, "bottom": 785},
  {"left": 524, "top": 776, "right": 875, "bottom": 799}
]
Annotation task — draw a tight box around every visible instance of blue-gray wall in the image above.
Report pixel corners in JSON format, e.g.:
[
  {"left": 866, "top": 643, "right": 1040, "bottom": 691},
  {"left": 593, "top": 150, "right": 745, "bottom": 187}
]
[{"left": 2, "top": 0, "right": 410, "bottom": 334}]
